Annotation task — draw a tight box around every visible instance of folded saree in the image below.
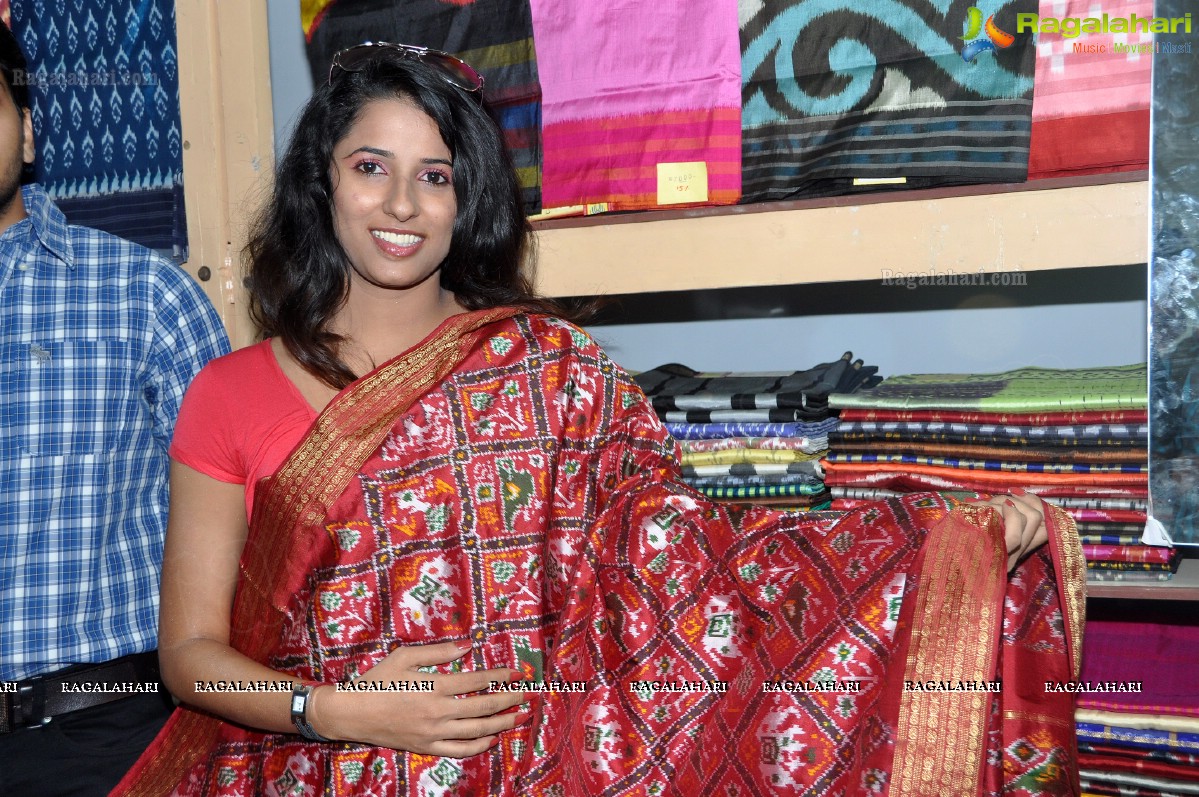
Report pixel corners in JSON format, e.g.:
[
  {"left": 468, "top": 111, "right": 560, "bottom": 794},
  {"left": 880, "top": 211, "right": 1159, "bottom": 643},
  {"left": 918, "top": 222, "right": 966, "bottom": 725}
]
[
  {"left": 832, "top": 420, "right": 1149, "bottom": 447},
  {"left": 837, "top": 408, "right": 1149, "bottom": 425},
  {"left": 680, "top": 435, "right": 827, "bottom": 456},
  {"left": 830, "top": 440, "right": 1148, "bottom": 464},
  {"left": 825, "top": 452, "right": 1147, "bottom": 475},
  {"left": 1078, "top": 621, "right": 1199, "bottom": 719},
  {"left": 636, "top": 355, "right": 881, "bottom": 415},
  {"left": 829, "top": 364, "right": 1148, "bottom": 413},
  {"left": 115, "top": 311, "right": 1084, "bottom": 797},
  {"left": 1076, "top": 722, "right": 1199, "bottom": 754},
  {"left": 668, "top": 419, "right": 838, "bottom": 441}
]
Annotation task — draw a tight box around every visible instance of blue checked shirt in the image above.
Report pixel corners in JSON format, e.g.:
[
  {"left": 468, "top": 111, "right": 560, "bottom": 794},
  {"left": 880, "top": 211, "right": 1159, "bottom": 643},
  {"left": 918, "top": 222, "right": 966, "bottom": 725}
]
[{"left": 1, "top": 185, "right": 230, "bottom": 681}]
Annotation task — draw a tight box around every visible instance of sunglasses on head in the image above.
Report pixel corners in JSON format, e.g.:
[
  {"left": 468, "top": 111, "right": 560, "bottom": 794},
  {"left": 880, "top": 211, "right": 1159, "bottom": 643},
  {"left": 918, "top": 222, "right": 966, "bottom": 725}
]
[{"left": 327, "top": 42, "right": 484, "bottom": 97}]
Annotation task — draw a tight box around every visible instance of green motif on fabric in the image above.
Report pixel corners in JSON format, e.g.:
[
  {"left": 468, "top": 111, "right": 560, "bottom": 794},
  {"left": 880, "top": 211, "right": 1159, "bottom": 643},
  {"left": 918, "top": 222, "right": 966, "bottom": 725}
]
[
  {"left": 813, "top": 667, "right": 837, "bottom": 685},
  {"left": 830, "top": 530, "right": 855, "bottom": 554},
  {"left": 371, "top": 757, "right": 387, "bottom": 776},
  {"left": 350, "top": 582, "right": 368, "bottom": 599},
  {"left": 837, "top": 696, "right": 855, "bottom": 718},
  {"left": 622, "top": 391, "right": 640, "bottom": 409},
  {"left": 760, "top": 584, "right": 780, "bottom": 602},
  {"left": 411, "top": 574, "right": 451, "bottom": 606},
  {"left": 665, "top": 577, "right": 680, "bottom": 596},
  {"left": 325, "top": 621, "right": 341, "bottom": 638},
  {"left": 426, "top": 504, "right": 449, "bottom": 534},
  {"left": 562, "top": 379, "right": 583, "bottom": 403},
  {"left": 216, "top": 768, "right": 237, "bottom": 788},
  {"left": 832, "top": 642, "right": 857, "bottom": 663},
  {"left": 319, "top": 591, "right": 342, "bottom": 611},
  {"left": 740, "top": 563, "right": 763, "bottom": 582},
  {"left": 429, "top": 759, "right": 462, "bottom": 787},
  {"left": 1009, "top": 755, "right": 1068, "bottom": 791},
  {"left": 274, "top": 769, "right": 301, "bottom": 796},
  {"left": 335, "top": 527, "right": 360, "bottom": 551},
  {"left": 492, "top": 560, "right": 517, "bottom": 584},
  {"left": 647, "top": 552, "right": 668, "bottom": 574},
  {"left": 569, "top": 329, "right": 591, "bottom": 349},
  {"left": 502, "top": 380, "right": 520, "bottom": 397},
  {"left": 489, "top": 336, "right": 513, "bottom": 356},
  {"left": 650, "top": 506, "right": 682, "bottom": 531},
  {"left": 514, "top": 638, "right": 544, "bottom": 682},
  {"left": 707, "top": 613, "right": 733, "bottom": 638},
  {"left": 339, "top": 761, "right": 364, "bottom": 784},
  {"left": 497, "top": 458, "right": 535, "bottom": 530},
  {"left": 470, "top": 392, "right": 493, "bottom": 411}
]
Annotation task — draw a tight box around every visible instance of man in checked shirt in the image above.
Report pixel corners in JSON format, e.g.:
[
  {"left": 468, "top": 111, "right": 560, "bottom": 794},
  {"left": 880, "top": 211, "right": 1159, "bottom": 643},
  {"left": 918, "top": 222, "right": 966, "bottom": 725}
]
[{"left": 0, "top": 21, "right": 230, "bottom": 795}]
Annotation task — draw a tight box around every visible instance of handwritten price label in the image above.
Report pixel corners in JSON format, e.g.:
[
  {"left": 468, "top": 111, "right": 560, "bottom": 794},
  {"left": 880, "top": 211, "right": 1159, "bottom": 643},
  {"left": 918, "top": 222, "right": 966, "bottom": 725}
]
[{"left": 656, "top": 162, "right": 709, "bottom": 206}]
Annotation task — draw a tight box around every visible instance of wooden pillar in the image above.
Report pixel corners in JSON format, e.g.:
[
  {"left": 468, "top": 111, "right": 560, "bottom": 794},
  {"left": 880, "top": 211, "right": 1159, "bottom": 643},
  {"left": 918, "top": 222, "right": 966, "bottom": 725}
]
[{"left": 176, "top": 0, "right": 274, "bottom": 350}]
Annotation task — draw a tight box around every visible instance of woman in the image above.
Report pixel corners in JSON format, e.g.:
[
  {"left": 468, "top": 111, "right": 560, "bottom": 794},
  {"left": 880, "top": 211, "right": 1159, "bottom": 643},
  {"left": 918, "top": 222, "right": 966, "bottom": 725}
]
[{"left": 116, "top": 45, "right": 1082, "bottom": 796}]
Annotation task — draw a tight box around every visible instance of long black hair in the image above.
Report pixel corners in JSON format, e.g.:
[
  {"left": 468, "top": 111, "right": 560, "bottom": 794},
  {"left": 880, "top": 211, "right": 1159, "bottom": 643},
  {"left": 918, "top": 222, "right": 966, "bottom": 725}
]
[{"left": 246, "top": 52, "right": 567, "bottom": 388}]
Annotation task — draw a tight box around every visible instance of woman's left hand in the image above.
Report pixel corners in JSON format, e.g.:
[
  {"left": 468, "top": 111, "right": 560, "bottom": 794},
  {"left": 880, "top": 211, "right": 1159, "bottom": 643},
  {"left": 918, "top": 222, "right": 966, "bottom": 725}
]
[{"left": 970, "top": 489, "right": 1049, "bottom": 572}]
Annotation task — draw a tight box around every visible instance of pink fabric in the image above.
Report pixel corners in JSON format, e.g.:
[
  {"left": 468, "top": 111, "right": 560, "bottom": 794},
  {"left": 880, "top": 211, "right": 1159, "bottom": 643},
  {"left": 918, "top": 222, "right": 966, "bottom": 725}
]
[
  {"left": 170, "top": 340, "right": 316, "bottom": 519},
  {"left": 529, "top": 0, "right": 741, "bottom": 209},
  {"left": 1031, "top": 0, "right": 1154, "bottom": 122},
  {"left": 1079, "top": 620, "right": 1199, "bottom": 717},
  {"left": 1028, "top": 0, "right": 1152, "bottom": 178}
]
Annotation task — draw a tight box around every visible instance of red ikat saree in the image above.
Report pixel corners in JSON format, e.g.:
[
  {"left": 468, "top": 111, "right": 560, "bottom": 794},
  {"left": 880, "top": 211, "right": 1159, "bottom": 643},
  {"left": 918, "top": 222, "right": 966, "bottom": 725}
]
[{"left": 116, "top": 310, "right": 1084, "bottom": 796}]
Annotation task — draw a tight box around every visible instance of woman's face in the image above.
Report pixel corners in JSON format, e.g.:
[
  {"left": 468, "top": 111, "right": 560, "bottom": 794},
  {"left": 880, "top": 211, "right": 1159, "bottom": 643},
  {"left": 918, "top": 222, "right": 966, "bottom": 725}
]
[{"left": 328, "top": 97, "right": 457, "bottom": 301}]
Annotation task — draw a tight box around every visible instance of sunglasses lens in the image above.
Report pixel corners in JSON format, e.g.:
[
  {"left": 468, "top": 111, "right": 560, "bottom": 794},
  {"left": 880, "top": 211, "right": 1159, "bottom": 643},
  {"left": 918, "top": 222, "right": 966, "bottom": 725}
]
[
  {"left": 329, "top": 43, "right": 483, "bottom": 94},
  {"left": 424, "top": 56, "right": 483, "bottom": 92},
  {"left": 332, "top": 45, "right": 379, "bottom": 76}
]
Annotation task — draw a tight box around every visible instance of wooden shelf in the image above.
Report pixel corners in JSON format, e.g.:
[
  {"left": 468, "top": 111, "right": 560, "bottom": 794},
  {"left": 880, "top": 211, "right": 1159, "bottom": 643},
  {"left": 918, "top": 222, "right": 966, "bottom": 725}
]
[
  {"left": 531, "top": 178, "right": 1149, "bottom": 298},
  {"left": 1087, "top": 558, "right": 1199, "bottom": 601}
]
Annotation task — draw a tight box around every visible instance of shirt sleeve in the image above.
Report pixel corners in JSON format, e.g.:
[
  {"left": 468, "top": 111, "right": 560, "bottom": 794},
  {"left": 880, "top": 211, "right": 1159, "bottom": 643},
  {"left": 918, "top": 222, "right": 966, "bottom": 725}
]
[{"left": 143, "top": 255, "right": 232, "bottom": 462}]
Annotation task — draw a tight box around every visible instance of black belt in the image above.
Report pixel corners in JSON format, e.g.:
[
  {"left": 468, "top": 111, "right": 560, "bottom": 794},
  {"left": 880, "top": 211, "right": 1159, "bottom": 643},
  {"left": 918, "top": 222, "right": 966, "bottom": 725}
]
[{"left": 0, "top": 651, "right": 162, "bottom": 734}]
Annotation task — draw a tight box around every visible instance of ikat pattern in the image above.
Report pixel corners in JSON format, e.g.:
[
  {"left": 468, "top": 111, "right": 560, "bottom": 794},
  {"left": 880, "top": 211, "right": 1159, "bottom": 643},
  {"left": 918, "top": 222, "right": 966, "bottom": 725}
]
[
  {"left": 7, "top": 0, "right": 185, "bottom": 255},
  {"left": 150, "top": 315, "right": 1079, "bottom": 796}
]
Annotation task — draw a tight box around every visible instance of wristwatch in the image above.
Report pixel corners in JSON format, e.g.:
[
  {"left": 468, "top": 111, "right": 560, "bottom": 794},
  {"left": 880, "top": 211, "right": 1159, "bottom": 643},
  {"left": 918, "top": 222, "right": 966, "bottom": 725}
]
[{"left": 290, "top": 683, "right": 331, "bottom": 742}]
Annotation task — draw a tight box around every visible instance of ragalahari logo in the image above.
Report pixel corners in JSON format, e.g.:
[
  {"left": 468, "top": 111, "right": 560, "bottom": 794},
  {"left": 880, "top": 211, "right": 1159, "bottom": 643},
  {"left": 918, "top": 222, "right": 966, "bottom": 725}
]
[{"left": 961, "top": 7, "right": 1016, "bottom": 62}]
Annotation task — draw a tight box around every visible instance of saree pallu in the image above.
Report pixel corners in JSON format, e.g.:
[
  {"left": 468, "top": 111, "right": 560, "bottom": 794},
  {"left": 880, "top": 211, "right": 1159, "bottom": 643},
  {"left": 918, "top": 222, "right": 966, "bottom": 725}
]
[
  {"left": 117, "top": 311, "right": 1084, "bottom": 796},
  {"left": 529, "top": 0, "right": 742, "bottom": 210}
]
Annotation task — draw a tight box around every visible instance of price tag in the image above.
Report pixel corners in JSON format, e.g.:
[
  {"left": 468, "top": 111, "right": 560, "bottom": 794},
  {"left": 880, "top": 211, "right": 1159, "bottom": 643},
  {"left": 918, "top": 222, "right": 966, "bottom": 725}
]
[{"left": 656, "top": 162, "right": 709, "bottom": 205}]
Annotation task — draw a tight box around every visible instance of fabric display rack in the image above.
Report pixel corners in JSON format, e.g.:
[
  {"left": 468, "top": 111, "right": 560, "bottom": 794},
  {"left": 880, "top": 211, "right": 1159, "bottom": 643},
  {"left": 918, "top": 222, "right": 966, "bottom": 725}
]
[
  {"left": 299, "top": 0, "right": 1152, "bottom": 216},
  {"left": 632, "top": 353, "right": 880, "bottom": 507},
  {"left": 823, "top": 364, "right": 1177, "bottom": 582},
  {"left": 1074, "top": 619, "right": 1199, "bottom": 796}
]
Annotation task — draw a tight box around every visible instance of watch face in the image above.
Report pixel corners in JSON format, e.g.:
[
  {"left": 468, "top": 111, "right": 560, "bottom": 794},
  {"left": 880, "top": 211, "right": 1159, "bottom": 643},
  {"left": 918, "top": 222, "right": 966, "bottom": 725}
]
[{"left": 291, "top": 694, "right": 305, "bottom": 714}]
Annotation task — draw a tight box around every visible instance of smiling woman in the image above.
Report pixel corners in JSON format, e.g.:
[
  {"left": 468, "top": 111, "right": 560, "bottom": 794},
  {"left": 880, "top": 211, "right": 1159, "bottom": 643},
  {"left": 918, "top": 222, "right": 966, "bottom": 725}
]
[{"left": 112, "top": 43, "right": 1080, "bottom": 797}]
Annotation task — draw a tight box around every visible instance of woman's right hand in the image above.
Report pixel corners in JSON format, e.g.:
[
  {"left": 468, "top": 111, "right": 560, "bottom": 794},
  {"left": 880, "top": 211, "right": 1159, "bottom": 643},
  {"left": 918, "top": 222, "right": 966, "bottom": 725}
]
[{"left": 309, "top": 640, "right": 532, "bottom": 758}]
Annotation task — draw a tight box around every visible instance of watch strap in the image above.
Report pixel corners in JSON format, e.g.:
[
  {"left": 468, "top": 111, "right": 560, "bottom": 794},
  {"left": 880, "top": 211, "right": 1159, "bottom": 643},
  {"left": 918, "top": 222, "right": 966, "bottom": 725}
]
[{"left": 290, "top": 683, "right": 331, "bottom": 742}]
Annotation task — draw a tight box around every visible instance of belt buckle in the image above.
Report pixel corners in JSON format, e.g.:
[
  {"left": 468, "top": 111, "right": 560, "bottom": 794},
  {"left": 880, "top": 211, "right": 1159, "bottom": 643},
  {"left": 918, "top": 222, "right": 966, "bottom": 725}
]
[{"left": 10, "top": 682, "right": 49, "bottom": 731}]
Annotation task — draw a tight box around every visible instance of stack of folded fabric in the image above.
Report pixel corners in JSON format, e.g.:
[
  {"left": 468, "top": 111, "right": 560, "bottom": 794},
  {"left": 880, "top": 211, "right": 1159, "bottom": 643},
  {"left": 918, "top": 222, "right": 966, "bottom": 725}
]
[
  {"left": 823, "top": 364, "right": 1178, "bottom": 581},
  {"left": 1075, "top": 619, "right": 1199, "bottom": 796},
  {"left": 633, "top": 352, "right": 881, "bottom": 508}
]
